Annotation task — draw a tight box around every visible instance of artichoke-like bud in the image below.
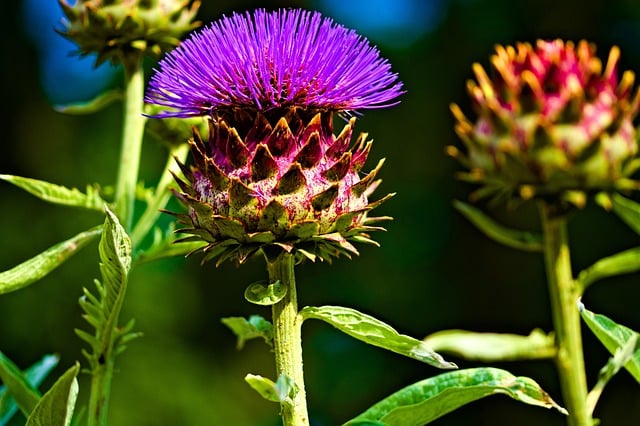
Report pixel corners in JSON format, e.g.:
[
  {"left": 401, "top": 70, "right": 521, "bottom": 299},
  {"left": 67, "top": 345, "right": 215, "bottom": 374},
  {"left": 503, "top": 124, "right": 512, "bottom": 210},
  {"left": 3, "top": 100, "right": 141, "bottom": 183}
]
[
  {"left": 172, "top": 108, "right": 390, "bottom": 263},
  {"left": 58, "top": 0, "right": 201, "bottom": 66},
  {"left": 145, "top": 9, "right": 404, "bottom": 264},
  {"left": 449, "top": 39, "right": 640, "bottom": 206}
]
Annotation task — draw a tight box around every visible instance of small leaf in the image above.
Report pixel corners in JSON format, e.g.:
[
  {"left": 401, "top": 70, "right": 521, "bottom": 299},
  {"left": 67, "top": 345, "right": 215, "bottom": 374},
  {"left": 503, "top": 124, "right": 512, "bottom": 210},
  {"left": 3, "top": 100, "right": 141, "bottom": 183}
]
[
  {"left": 0, "top": 227, "right": 101, "bottom": 295},
  {"left": 221, "top": 315, "right": 273, "bottom": 349},
  {"left": 26, "top": 363, "right": 79, "bottom": 426},
  {"left": 611, "top": 193, "right": 640, "bottom": 235},
  {"left": 0, "top": 175, "right": 106, "bottom": 211},
  {"left": 579, "top": 302, "right": 640, "bottom": 383},
  {"left": 53, "top": 89, "right": 122, "bottom": 115},
  {"left": 244, "top": 373, "right": 296, "bottom": 406},
  {"left": 0, "top": 351, "right": 42, "bottom": 417},
  {"left": 300, "top": 306, "right": 456, "bottom": 369},
  {"left": 344, "top": 367, "right": 566, "bottom": 426},
  {"left": 453, "top": 200, "right": 542, "bottom": 252},
  {"left": 576, "top": 246, "right": 640, "bottom": 291},
  {"left": 0, "top": 354, "right": 59, "bottom": 424},
  {"left": 423, "top": 329, "right": 556, "bottom": 362},
  {"left": 587, "top": 334, "right": 639, "bottom": 415},
  {"left": 244, "top": 280, "right": 287, "bottom": 306}
]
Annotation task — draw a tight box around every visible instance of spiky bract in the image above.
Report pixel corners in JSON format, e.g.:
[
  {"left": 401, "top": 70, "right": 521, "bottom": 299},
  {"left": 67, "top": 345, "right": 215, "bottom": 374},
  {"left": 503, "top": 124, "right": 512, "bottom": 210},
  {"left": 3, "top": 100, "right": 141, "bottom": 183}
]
[{"left": 171, "top": 109, "right": 392, "bottom": 264}]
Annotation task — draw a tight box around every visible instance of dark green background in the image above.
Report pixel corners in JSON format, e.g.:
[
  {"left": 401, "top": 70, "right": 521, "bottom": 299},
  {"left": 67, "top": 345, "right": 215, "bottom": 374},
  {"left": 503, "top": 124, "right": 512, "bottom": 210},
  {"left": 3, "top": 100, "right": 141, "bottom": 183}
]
[{"left": 1, "top": 1, "right": 640, "bottom": 425}]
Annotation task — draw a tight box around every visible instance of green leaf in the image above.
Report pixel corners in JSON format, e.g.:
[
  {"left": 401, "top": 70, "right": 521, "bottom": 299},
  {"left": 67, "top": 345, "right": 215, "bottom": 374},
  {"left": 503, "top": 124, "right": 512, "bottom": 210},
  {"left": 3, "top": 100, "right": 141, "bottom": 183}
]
[
  {"left": 423, "top": 329, "right": 556, "bottom": 362},
  {"left": 77, "top": 207, "right": 134, "bottom": 371},
  {"left": 221, "top": 315, "right": 273, "bottom": 349},
  {"left": 300, "top": 306, "right": 456, "bottom": 370},
  {"left": 244, "top": 373, "right": 296, "bottom": 406},
  {"left": 0, "top": 175, "right": 106, "bottom": 211},
  {"left": 579, "top": 302, "right": 640, "bottom": 383},
  {"left": 0, "top": 351, "right": 42, "bottom": 417},
  {"left": 587, "top": 334, "right": 639, "bottom": 415},
  {"left": 25, "top": 363, "right": 79, "bottom": 426},
  {"left": 576, "top": 246, "right": 640, "bottom": 291},
  {"left": 244, "top": 280, "right": 287, "bottom": 306},
  {"left": 611, "top": 193, "right": 640, "bottom": 235},
  {"left": 53, "top": 90, "right": 122, "bottom": 115},
  {"left": 0, "top": 354, "right": 59, "bottom": 424},
  {"left": 0, "top": 227, "right": 101, "bottom": 295},
  {"left": 344, "top": 367, "right": 566, "bottom": 426},
  {"left": 453, "top": 200, "right": 542, "bottom": 252}
]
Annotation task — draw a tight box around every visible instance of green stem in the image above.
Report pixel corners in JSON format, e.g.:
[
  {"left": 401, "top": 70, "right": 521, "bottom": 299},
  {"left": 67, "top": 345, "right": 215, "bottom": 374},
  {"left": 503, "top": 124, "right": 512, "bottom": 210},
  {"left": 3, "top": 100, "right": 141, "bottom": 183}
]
[
  {"left": 130, "top": 143, "right": 190, "bottom": 247},
  {"left": 114, "top": 55, "right": 146, "bottom": 231},
  {"left": 266, "top": 252, "right": 310, "bottom": 426},
  {"left": 87, "top": 358, "right": 115, "bottom": 426},
  {"left": 539, "top": 202, "right": 591, "bottom": 426}
]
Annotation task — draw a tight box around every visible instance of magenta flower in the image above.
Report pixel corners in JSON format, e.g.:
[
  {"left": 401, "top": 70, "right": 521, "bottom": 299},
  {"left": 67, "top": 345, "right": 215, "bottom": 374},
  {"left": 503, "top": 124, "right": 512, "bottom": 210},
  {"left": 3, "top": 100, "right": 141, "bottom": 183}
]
[
  {"left": 147, "top": 8, "right": 402, "bottom": 264},
  {"left": 145, "top": 8, "right": 403, "bottom": 117}
]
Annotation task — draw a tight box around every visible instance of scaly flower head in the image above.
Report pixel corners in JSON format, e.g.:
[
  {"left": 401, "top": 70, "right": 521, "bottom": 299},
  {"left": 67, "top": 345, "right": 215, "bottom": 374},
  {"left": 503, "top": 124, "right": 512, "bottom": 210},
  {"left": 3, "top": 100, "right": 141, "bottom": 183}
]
[
  {"left": 58, "top": 0, "right": 201, "bottom": 66},
  {"left": 449, "top": 39, "right": 640, "bottom": 206},
  {"left": 146, "top": 9, "right": 403, "bottom": 264}
]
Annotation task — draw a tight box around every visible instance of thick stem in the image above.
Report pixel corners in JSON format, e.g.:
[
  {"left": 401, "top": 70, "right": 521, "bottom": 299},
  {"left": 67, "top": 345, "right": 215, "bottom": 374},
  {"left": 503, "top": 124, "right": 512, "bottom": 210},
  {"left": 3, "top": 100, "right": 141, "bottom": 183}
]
[
  {"left": 539, "top": 202, "right": 591, "bottom": 426},
  {"left": 87, "top": 358, "right": 115, "bottom": 426},
  {"left": 114, "top": 55, "right": 146, "bottom": 231},
  {"left": 267, "top": 252, "right": 310, "bottom": 426}
]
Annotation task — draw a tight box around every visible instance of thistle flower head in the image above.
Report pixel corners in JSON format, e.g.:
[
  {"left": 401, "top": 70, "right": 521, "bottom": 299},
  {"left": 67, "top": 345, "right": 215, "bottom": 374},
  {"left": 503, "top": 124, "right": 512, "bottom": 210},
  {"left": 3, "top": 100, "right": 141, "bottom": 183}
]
[
  {"left": 449, "top": 39, "right": 640, "bottom": 206},
  {"left": 146, "top": 9, "right": 403, "bottom": 265},
  {"left": 58, "top": 0, "right": 201, "bottom": 66},
  {"left": 145, "top": 8, "right": 404, "bottom": 117}
]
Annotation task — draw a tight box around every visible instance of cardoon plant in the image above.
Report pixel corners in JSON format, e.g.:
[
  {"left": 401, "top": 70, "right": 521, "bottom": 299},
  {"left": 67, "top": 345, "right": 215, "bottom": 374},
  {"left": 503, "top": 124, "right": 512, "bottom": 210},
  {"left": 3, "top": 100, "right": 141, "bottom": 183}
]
[
  {"left": 1, "top": 4, "right": 581, "bottom": 426},
  {"left": 144, "top": 9, "right": 566, "bottom": 426},
  {"left": 445, "top": 39, "right": 640, "bottom": 426},
  {"left": 145, "top": 8, "right": 406, "bottom": 424}
]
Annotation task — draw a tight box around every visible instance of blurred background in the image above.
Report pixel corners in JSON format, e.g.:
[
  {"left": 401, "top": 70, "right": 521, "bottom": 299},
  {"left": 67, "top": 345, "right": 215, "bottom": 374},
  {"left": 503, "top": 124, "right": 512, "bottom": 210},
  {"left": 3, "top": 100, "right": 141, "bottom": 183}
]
[{"left": 2, "top": 0, "right": 640, "bottom": 425}]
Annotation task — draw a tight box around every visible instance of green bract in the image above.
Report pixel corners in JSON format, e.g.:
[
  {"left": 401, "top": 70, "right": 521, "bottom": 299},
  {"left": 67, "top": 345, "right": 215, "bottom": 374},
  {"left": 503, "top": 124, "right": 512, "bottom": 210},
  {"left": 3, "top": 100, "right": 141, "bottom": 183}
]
[
  {"left": 170, "top": 109, "right": 393, "bottom": 265},
  {"left": 57, "top": 0, "right": 201, "bottom": 65}
]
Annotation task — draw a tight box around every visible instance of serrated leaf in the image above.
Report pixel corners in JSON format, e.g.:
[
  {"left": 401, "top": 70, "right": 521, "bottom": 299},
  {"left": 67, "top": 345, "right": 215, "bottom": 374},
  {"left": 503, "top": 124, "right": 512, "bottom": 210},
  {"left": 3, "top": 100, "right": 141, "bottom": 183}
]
[
  {"left": 244, "top": 280, "right": 287, "bottom": 306},
  {"left": 0, "top": 175, "right": 106, "bottom": 211},
  {"left": 423, "top": 329, "right": 555, "bottom": 362},
  {"left": 79, "top": 207, "right": 133, "bottom": 370},
  {"left": 579, "top": 302, "right": 640, "bottom": 383},
  {"left": 54, "top": 89, "right": 122, "bottom": 115},
  {"left": 611, "top": 193, "right": 640, "bottom": 235},
  {"left": 0, "top": 354, "right": 59, "bottom": 424},
  {"left": 244, "top": 373, "right": 296, "bottom": 406},
  {"left": 300, "top": 306, "right": 456, "bottom": 369},
  {"left": 25, "top": 363, "right": 79, "bottom": 426},
  {"left": 221, "top": 315, "right": 273, "bottom": 349},
  {"left": 576, "top": 246, "right": 640, "bottom": 291},
  {"left": 0, "top": 227, "right": 101, "bottom": 295},
  {"left": 453, "top": 200, "right": 542, "bottom": 252},
  {"left": 344, "top": 367, "right": 566, "bottom": 425}
]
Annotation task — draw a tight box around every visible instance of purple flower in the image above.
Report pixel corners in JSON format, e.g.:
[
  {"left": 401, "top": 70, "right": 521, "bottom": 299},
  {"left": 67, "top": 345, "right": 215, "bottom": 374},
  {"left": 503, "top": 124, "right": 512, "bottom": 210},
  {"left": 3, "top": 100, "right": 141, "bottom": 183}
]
[{"left": 145, "top": 8, "right": 404, "bottom": 117}]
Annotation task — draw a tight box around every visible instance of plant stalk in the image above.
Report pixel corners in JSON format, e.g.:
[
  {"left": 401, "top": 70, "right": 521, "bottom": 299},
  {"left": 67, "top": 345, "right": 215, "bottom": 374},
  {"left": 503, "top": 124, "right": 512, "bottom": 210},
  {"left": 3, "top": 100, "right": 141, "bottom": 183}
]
[
  {"left": 114, "top": 54, "right": 146, "bottom": 231},
  {"left": 267, "top": 252, "right": 310, "bottom": 426},
  {"left": 539, "top": 202, "right": 591, "bottom": 426},
  {"left": 130, "top": 143, "right": 190, "bottom": 247},
  {"left": 87, "top": 357, "right": 115, "bottom": 426}
]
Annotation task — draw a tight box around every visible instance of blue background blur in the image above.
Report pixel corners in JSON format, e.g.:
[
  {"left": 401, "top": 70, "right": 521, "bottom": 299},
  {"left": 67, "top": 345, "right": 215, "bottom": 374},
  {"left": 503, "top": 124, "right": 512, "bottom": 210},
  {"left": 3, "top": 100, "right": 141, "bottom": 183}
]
[{"left": 2, "top": 0, "right": 640, "bottom": 425}]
